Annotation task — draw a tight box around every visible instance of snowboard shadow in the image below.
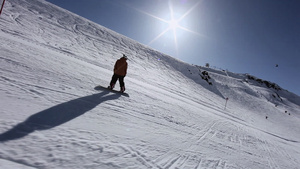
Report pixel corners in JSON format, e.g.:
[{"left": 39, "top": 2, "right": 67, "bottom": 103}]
[{"left": 0, "top": 91, "right": 120, "bottom": 142}]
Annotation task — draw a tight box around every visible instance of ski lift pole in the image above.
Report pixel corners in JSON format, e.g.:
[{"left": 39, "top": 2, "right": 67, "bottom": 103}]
[
  {"left": 0, "top": 0, "right": 6, "bottom": 16},
  {"left": 224, "top": 97, "right": 229, "bottom": 109}
]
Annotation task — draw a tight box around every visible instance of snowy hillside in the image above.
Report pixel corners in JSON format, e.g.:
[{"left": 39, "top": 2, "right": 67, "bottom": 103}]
[{"left": 1, "top": 0, "right": 300, "bottom": 168}]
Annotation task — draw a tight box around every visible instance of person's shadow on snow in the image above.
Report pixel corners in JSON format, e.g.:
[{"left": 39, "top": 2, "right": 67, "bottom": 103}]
[{"left": 0, "top": 90, "right": 120, "bottom": 142}]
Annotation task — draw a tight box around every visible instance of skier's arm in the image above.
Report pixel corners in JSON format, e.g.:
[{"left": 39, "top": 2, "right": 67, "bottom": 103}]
[{"left": 125, "top": 63, "right": 127, "bottom": 76}]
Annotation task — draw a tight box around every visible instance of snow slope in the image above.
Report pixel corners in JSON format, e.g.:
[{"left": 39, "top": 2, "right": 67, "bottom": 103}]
[{"left": 0, "top": 0, "right": 300, "bottom": 168}]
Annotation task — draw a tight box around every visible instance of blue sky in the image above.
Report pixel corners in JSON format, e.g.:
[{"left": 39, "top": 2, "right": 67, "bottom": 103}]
[{"left": 45, "top": 0, "right": 300, "bottom": 96}]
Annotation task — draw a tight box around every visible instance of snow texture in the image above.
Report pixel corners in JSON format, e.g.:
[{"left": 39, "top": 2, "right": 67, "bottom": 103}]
[{"left": 0, "top": 0, "right": 300, "bottom": 168}]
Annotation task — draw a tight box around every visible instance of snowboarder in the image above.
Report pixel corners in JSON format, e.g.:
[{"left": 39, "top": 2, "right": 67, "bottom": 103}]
[{"left": 108, "top": 54, "right": 128, "bottom": 93}]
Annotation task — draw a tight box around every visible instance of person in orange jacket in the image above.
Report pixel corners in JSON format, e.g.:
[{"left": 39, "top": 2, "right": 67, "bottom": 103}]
[{"left": 109, "top": 54, "right": 128, "bottom": 92}]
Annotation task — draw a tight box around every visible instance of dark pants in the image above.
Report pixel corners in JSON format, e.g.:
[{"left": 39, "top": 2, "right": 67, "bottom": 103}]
[{"left": 110, "top": 74, "right": 125, "bottom": 89}]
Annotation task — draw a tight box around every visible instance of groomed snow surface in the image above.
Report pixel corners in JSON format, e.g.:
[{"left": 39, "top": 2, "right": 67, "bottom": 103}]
[{"left": 0, "top": 0, "right": 300, "bottom": 168}]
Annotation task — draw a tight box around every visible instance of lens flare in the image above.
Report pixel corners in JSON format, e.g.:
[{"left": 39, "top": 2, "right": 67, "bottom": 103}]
[{"left": 125, "top": 0, "right": 206, "bottom": 57}]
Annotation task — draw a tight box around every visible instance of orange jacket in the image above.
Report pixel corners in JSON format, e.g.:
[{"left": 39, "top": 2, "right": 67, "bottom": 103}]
[{"left": 114, "top": 57, "right": 127, "bottom": 76}]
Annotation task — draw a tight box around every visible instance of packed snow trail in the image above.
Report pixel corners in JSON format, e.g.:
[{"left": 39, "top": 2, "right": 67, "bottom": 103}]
[{"left": 0, "top": 0, "right": 300, "bottom": 168}]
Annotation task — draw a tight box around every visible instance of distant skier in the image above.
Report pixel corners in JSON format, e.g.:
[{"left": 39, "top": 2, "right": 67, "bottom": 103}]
[{"left": 108, "top": 54, "right": 128, "bottom": 93}]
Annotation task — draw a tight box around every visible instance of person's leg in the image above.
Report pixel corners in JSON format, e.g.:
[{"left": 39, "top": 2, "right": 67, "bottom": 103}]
[
  {"left": 119, "top": 76, "right": 125, "bottom": 92},
  {"left": 109, "top": 74, "right": 118, "bottom": 89}
]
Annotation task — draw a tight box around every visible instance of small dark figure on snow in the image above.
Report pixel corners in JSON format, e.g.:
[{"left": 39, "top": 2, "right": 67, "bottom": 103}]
[
  {"left": 201, "top": 71, "right": 212, "bottom": 85},
  {"left": 109, "top": 54, "right": 128, "bottom": 93}
]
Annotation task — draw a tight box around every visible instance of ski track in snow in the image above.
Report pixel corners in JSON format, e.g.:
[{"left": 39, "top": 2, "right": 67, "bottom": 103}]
[{"left": 0, "top": 0, "right": 300, "bottom": 168}]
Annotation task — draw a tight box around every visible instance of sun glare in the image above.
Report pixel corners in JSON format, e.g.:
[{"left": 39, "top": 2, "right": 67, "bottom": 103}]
[
  {"left": 129, "top": 0, "right": 205, "bottom": 57},
  {"left": 169, "top": 19, "right": 179, "bottom": 30}
]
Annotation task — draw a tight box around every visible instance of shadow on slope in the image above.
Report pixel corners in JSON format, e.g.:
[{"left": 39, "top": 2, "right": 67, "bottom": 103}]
[{"left": 0, "top": 91, "right": 120, "bottom": 142}]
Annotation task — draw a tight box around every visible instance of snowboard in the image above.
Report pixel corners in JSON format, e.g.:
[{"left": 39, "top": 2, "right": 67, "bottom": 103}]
[{"left": 94, "top": 85, "right": 129, "bottom": 97}]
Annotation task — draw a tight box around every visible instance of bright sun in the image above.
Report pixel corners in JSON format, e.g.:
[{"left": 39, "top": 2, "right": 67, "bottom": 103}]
[
  {"left": 168, "top": 19, "right": 179, "bottom": 30},
  {"left": 132, "top": 0, "right": 204, "bottom": 57}
]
